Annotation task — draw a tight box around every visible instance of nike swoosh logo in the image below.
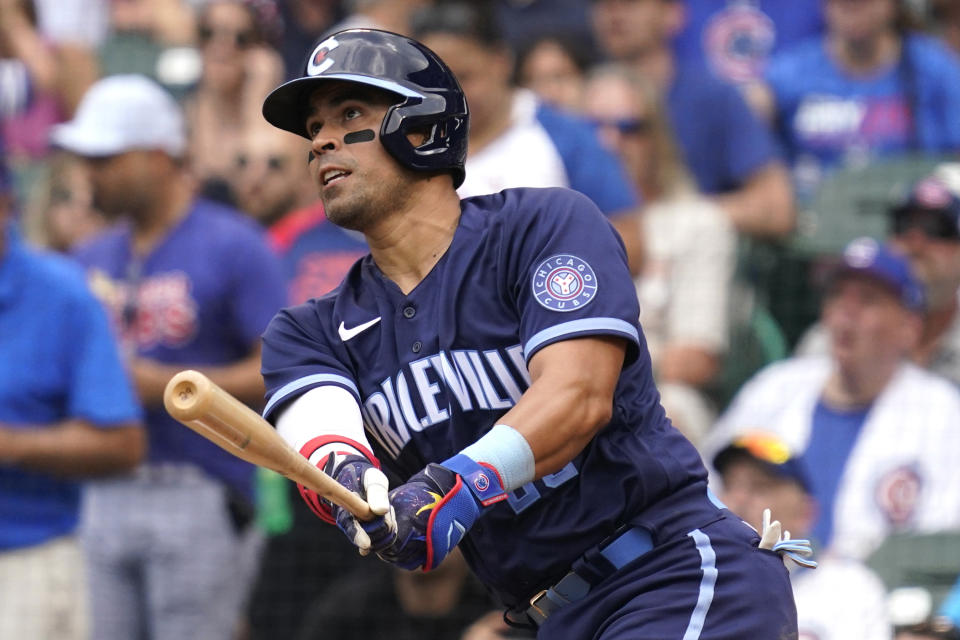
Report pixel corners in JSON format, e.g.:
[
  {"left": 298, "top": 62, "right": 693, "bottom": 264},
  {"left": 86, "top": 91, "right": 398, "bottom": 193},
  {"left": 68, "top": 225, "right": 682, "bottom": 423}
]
[{"left": 337, "top": 317, "right": 381, "bottom": 341}]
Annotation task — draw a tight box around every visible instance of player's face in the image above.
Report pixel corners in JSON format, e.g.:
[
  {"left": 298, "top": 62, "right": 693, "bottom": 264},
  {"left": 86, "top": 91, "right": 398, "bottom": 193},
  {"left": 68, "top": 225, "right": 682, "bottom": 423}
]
[
  {"left": 822, "top": 276, "right": 920, "bottom": 374},
  {"left": 304, "top": 82, "right": 418, "bottom": 231},
  {"left": 890, "top": 222, "right": 960, "bottom": 311}
]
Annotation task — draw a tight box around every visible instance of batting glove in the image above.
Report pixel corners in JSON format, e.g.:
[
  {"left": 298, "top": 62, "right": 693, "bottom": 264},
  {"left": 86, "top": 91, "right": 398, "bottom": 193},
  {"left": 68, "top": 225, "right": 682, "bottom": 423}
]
[
  {"left": 321, "top": 452, "right": 397, "bottom": 555},
  {"left": 378, "top": 454, "right": 507, "bottom": 571},
  {"left": 758, "top": 508, "right": 817, "bottom": 569}
]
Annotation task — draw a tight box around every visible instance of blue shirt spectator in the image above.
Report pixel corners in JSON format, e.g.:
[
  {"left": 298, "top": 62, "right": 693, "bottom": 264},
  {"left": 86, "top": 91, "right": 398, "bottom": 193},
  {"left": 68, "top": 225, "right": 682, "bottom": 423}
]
[
  {"left": 672, "top": 0, "right": 824, "bottom": 84},
  {"left": 765, "top": 34, "right": 960, "bottom": 200}
]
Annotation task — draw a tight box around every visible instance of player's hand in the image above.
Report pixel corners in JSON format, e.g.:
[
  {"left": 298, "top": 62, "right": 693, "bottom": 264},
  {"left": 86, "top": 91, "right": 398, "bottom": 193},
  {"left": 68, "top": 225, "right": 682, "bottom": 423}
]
[
  {"left": 323, "top": 453, "right": 397, "bottom": 555},
  {"left": 378, "top": 454, "right": 507, "bottom": 571}
]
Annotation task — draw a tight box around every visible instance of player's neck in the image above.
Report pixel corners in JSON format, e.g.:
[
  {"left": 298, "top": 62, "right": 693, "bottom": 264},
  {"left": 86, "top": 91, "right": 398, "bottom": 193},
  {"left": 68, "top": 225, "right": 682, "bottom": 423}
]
[{"left": 365, "top": 181, "right": 461, "bottom": 295}]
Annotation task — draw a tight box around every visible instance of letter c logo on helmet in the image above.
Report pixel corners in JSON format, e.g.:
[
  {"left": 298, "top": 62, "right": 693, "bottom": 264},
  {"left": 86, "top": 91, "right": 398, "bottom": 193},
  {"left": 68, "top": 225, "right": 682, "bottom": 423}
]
[{"left": 262, "top": 29, "right": 469, "bottom": 188}]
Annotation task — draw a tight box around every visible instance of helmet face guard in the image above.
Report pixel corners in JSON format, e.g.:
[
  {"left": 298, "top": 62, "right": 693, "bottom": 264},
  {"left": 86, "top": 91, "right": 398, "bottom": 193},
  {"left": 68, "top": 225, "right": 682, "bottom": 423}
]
[{"left": 262, "top": 29, "right": 469, "bottom": 187}]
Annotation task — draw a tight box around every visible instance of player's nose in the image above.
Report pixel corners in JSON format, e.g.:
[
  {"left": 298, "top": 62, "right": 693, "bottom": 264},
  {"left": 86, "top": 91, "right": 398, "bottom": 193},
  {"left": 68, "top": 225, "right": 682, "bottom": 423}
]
[{"left": 310, "top": 130, "right": 341, "bottom": 157}]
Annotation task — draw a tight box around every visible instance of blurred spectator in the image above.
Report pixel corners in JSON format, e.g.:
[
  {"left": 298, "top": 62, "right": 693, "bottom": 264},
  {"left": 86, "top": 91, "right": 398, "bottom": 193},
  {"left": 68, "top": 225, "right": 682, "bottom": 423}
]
[
  {"left": 37, "top": 152, "right": 106, "bottom": 252},
  {"left": 184, "top": 0, "right": 284, "bottom": 205},
  {"left": 233, "top": 120, "right": 369, "bottom": 303},
  {"left": 516, "top": 33, "right": 595, "bottom": 112},
  {"left": 233, "top": 122, "right": 316, "bottom": 228},
  {"left": 671, "top": 0, "right": 824, "bottom": 85},
  {"left": 890, "top": 584, "right": 960, "bottom": 640},
  {"left": 712, "top": 431, "right": 892, "bottom": 640},
  {"left": 929, "top": 0, "right": 960, "bottom": 57},
  {"left": 97, "top": 0, "right": 202, "bottom": 94},
  {"left": 295, "top": 550, "right": 500, "bottom": 640},
  {"left": 50, "top": 74, "right": 287, "bottom": 640},
  {"left": 326, "top": 0, "right": 432, "bottom": 35},
  {"left": 0, "top": 0, "right": 68, "bottom": 240},
  {"left": 581, "top": 63, "right": 735, "bottom": 445},
  {"left": 0, "top": 155, "right": 145, "bottom": 640},
  {"left": 495, "top": 0, "right": 596, "bottom": 57},
  {"left": 276, "top": 0, "right": 342, "bottom": 80},
  {"left": 707, "top": 237, "right": 960, "bottom": 561},
  {"left": 755, "top": 0, "right": 960, "bottom": 203},
  {"left": 589, "top": 0, "right": 795, "bottom": 239},
  {"left": 413, "top": 1, "right": 645, "bottom": 273},
  {"left": 796, "top": 167, "right": 960, "bottom": 385}
]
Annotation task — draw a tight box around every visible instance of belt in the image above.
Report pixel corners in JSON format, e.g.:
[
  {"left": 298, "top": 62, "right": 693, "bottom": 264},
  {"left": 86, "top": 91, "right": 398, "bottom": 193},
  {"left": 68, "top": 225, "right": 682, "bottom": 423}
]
[{"left": 525, "top": 526, "right": 654, "bottom": 626}]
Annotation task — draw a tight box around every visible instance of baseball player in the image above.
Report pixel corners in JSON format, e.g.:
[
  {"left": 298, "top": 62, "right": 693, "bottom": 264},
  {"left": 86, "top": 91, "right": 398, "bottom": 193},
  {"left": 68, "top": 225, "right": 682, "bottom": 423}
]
[{"left": 259, "top": 28, "right": 800, "bottom": 638}]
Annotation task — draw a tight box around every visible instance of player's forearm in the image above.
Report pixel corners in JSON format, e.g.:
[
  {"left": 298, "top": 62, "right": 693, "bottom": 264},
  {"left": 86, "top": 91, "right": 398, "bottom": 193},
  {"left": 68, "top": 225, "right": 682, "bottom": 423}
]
[
  {"left": 0, "top": 420, "right": 144, "bottom": 476},
  {"left": 714, "top": 163, "right": 795, "bottom": 238},
  {"left": 497, "top": 337, "right": 624, "bottom": 479}
]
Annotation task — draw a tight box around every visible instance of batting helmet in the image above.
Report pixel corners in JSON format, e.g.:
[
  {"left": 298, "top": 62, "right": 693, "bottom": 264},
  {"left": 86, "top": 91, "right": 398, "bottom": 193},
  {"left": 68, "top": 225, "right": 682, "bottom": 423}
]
[{"left": 262, "top": 28, "right": 469, "bottom": 187}]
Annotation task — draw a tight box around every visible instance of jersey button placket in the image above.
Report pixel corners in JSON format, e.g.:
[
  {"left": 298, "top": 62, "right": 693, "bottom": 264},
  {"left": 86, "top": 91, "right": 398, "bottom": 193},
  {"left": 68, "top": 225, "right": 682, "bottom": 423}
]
[{"left": 401, "top": 304, "right": 419, "bottom": 353}]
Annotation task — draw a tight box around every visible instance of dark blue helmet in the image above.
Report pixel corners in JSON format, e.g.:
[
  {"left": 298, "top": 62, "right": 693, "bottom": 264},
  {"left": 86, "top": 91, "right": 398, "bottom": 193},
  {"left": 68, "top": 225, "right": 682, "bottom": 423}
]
[{"left": 262, "top": 28, "right": 469, "bottom": 188}]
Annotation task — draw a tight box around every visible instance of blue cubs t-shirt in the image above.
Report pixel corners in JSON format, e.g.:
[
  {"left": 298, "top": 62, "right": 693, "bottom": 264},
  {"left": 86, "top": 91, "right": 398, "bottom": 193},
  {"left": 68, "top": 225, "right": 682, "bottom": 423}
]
[
  {"left": 668, "top": 63, "right": 781, "bottom": 195},
  {"left": 72, "top": 200, "right": 287, "bottom": 498},
  {"left": 261, "top": 187, "right": 714, "bottom": 606},
  {"left": 672, "top": 0, "right": 824, "bottom": 84},
  {"left": 766, "top": 34, "right": 960, "bottom": 198}
]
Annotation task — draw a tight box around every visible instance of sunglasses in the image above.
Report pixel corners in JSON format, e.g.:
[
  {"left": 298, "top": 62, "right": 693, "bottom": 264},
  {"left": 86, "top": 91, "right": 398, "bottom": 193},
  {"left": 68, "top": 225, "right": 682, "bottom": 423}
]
[
  {"left": 891, "top": 207, "right": 960, "bottom": 241},
  {"left": 235, "top": 154, "right": 286, "bottom": 172},
  {"left": 198, "top": 24, "right": 255, "bottom": 48},
  {"left": 586, "top": 117, "right": 652, "bottom": 136}
]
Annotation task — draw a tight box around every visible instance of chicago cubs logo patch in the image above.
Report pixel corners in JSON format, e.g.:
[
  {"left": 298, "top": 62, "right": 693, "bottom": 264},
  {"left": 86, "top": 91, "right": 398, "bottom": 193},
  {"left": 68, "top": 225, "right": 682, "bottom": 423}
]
[{"left": 532, "top": 255, "right": 598, "bottom": 312}]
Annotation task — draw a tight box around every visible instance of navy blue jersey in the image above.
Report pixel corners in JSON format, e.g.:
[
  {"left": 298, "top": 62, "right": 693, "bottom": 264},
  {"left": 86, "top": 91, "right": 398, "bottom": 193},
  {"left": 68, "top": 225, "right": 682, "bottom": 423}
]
[{"left": 261, "top": 187, "right": 710, "bottom": 606}]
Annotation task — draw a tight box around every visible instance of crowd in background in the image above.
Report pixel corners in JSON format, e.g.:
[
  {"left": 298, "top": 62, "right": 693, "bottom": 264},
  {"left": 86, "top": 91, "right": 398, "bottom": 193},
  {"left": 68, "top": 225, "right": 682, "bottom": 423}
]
[{"left": 5, "top": 0, "right": 960, "bottom": 639}]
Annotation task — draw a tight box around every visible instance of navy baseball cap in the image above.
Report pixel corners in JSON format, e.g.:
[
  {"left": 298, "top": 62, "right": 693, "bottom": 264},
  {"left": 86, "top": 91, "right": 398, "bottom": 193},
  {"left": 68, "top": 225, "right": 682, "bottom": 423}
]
[
  {"left": 830, "top": 237, "right": 925, "bottom": 312},
  {"left": 712, "top": 432, "right": 812, "bottom": 494},
  {"left": 890, "top": 175, "right": 960, "bottom": 241}
]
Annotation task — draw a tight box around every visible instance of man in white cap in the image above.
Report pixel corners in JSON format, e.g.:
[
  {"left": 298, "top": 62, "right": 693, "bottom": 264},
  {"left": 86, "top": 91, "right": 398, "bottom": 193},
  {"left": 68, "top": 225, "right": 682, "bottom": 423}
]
[{"left": 51, "top": 74, "right": 287, "bottom": 640}]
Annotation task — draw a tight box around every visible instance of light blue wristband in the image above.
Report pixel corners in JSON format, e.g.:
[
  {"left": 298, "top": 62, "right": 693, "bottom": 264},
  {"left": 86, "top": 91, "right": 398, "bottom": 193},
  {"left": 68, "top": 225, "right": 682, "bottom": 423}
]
[{"left": 460, "top": 424, "right": 535, "bottom": 492}]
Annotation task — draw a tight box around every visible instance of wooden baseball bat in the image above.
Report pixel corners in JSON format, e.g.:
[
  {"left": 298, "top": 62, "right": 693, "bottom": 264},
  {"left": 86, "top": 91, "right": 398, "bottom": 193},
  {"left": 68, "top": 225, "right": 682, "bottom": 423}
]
[{"left": 163, "top": 370, "right": 374, "bottom": 521}]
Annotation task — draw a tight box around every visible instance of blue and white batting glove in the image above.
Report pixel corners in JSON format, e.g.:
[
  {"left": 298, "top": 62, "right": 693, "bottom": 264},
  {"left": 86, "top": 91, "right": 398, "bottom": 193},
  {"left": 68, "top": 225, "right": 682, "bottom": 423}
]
[
  {"left": 758, "top": 508, "right": 817, "bottom": 569},
  {"left": 321, "top": 452, "right": 397, "bottom": 555},
  {"left": 378, "top": 454, "right": 507, "bottom": 571}
]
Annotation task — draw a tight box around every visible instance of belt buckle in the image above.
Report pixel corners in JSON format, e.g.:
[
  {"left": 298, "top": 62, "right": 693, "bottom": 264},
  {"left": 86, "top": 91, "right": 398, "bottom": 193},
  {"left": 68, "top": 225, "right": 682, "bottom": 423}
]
[
  {"left": 527, "top": 588, "right": 550, "bottom": 624},
  {"left": 528, "top": 589, "right": 548, "bottom": 612}
]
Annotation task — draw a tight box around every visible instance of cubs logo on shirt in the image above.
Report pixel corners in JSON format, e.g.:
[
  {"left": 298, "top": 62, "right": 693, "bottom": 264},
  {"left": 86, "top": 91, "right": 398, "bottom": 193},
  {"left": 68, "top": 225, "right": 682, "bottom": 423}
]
[
  {"left": 532, "top": 254, "right": 598, "bottom": 312},
  {"left": 875, "top": 464, "right": 922, "bottom": 526}
]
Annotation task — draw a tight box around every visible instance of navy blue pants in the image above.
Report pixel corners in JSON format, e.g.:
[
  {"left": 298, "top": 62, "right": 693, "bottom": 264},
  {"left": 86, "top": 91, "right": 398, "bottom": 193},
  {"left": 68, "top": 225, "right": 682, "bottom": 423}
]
[{"left": 537, "top": 513, "right": 798, "bottom": 640}]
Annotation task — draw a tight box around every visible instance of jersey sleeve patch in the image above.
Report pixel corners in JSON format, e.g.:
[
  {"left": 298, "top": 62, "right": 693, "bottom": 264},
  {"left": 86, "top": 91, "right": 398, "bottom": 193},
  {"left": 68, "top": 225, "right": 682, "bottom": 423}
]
[{"left": 531, "top": 254, "right": 598, "bottom": 312}]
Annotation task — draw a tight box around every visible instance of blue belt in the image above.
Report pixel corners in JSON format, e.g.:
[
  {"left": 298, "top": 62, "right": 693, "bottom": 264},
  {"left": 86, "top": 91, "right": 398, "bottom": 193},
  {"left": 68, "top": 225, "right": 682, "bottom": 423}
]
[{"left": 525, "top": 526, "right": 654, "bottom": 626}]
